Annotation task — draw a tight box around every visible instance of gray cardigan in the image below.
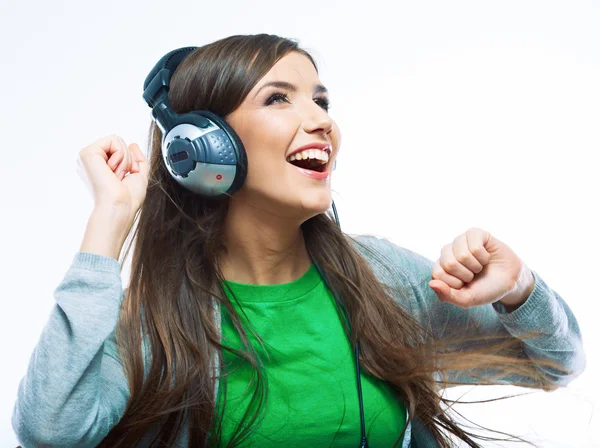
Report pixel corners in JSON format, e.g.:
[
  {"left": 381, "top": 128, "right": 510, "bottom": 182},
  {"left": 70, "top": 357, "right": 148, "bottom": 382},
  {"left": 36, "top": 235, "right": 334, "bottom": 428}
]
[{"left": 12, "top": 235, "right": 586, "bottom": 447}]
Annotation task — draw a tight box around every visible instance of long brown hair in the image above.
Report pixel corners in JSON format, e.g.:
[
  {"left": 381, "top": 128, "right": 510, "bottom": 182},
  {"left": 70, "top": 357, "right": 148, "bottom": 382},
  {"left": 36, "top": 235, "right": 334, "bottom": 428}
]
[{"left": 98, "top": 34, "right": 567, "bottom": 447}]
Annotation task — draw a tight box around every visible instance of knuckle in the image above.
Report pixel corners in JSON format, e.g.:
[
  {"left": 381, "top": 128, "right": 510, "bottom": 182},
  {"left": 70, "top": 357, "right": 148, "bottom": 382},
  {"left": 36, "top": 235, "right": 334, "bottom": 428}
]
[
  {"left": 450, "top": 278, "right": 463, "bottom": 289},
  {"left": 467, "top": 226, "right": 482, "bottom": 235},
  {"left": 431, "top": 265, "right": 444, "bottom": 279},
  {"left": 443, "top": 259, "right": 459, "bottom": 271},
  {"left": 456, "top": 252, "right": 470, "bottom": 264},
  {"left": 470, "top": 245, "right": 484, "bottom": 257}
]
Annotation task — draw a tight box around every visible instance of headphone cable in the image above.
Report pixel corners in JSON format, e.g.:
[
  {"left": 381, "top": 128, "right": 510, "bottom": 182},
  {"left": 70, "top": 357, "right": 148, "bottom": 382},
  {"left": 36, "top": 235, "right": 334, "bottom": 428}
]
[
  {"left": 355, "top": 342, "right": 369, "bottom": 447},
  {"left": 332, "top": 200, "right": 369, "bottom": 447}
]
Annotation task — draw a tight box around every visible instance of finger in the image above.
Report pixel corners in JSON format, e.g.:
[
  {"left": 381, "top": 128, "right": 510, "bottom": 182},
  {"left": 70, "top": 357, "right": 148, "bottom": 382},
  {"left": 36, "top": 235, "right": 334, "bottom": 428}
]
[
  {"left": 122, "top": 137, "right": 133, "bottom": 171},
  {"left": 89, "top": 134, "right": 126, "bottom": 160},
  {"left": 440, "top": 243, "right": 474, "bottom": 283},
  {"left": 465, "top": 227, "right": 492, "bottom": 266},
  {"left": 129, "top": 143, "right": 149, "bottom": 177},
  {"left": 119, "top": 137, "right": 131, "bottom": 173},
  {"left": 431, "top": 260, "right": 464, "bottom": 289},
  {"left": 429, "top": 279, "right": 476, "bottom": 308},
  {"left": 128, "top": 144, "right": 140, "bottom": 173},
  {"left": 114, "top": 138, "right": 131, "bottom": 179},
  {"left": 452, "top": 233, "right": 483, "bottom": 277},
  {"left": 107, "top": 150, "right": 124, "bottom": 171},
  {"left": 429, "top": 279, "right": 452, "bottom": 303}
]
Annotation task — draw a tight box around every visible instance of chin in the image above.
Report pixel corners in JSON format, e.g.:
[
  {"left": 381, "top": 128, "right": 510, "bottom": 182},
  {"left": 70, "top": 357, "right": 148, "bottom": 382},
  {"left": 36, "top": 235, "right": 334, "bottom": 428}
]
[{"left": 298, "top": 191, "right": 332, "bottom": 219}]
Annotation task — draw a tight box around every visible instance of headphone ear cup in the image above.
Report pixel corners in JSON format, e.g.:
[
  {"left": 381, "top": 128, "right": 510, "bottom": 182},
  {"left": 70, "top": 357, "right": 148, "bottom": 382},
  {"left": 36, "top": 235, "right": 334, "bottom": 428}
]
[
  {"left": 193, "top": 110, "right": 247, "bottom": 169},
  {"left": 192, "top": 110, "right": 248, "bottom": 195}
]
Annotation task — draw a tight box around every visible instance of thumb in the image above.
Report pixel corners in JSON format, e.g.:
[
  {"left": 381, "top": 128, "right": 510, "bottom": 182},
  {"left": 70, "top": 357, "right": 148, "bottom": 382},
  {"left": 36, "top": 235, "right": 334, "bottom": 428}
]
[
  {"left": 429, "top": 279, "right": 478, "bottom": 308},
  {"left": 429, "top": 280, "right": 449, "bottom": 301}
]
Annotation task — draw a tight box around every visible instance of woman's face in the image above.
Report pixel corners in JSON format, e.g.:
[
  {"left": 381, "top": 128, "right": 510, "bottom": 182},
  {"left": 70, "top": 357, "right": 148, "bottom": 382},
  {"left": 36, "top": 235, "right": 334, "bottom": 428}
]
[{"left": 226, "top": 51, "right": 341, "bottom": 222}]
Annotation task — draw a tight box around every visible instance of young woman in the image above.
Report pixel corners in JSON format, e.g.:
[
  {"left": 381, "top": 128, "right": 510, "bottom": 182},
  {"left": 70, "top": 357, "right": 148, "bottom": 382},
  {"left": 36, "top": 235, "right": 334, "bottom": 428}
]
[{"left": 13, "top": 34, "right": 585, "bottom": 448}]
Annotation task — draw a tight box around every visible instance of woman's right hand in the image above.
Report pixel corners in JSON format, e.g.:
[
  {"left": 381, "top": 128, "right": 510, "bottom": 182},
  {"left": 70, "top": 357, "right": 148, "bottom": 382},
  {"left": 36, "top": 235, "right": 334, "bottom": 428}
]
[{"left": 77, "top": 134, "right": 149, "bottom": 225}]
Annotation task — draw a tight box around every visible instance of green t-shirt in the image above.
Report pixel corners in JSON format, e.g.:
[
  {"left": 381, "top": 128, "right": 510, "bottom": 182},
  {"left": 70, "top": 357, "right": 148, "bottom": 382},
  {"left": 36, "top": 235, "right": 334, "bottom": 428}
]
[{"left": 216, "top": 263, "right": 406, "bottom": 447}]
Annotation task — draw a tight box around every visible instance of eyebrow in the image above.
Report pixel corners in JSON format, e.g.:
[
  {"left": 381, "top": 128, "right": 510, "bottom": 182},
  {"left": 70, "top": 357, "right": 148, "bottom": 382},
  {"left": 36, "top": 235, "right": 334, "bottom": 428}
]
[{"left": 253, "top": 81, "right": 328, "bottom": 98}]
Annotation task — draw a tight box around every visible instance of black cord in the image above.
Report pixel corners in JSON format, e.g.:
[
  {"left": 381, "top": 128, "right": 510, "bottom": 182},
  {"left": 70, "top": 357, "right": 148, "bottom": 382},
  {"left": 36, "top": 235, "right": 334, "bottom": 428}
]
[
  {"left": 331, "top": 199, "right": 340, "bottom": 227},
  {"left": 355, "top": 342, "right": 369, "bottom": 447},
  {"left": 331, "top": 200, "right": 369, "bottom": 447}
]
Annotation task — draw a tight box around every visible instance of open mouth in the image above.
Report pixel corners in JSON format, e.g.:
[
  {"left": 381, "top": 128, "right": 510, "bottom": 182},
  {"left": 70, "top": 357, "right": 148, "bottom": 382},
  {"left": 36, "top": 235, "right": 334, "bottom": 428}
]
[
  {"left": 287, "top": 157, "right": 327, "bottom": 173},
  {"left": 286, "top": 149, "right": 330, "bottom": 173}
]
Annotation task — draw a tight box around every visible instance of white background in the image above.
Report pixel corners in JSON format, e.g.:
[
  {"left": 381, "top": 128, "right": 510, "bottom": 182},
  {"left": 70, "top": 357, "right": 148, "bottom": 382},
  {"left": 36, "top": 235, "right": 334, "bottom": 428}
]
[{"left": 1, "top": 0, "right": 598, "bottom": 446}]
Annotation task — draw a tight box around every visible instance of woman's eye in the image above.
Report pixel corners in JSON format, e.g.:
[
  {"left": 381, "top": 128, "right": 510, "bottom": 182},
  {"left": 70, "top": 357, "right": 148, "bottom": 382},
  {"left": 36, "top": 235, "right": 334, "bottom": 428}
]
[
  {"left": 264, "top": 92, "right": 330, "bottom": 112},
  {"left": 265, "top": 93, "right": 289, "bottom": 106},
  {"left": 314, "top": 97, "right": 330, "bottom": 112}
]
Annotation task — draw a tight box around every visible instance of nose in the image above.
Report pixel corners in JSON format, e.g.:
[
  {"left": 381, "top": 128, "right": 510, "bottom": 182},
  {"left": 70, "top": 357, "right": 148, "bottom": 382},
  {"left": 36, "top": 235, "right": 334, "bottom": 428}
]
[{"left": 302, "top": 101, "right": 334, "bottom": 136}]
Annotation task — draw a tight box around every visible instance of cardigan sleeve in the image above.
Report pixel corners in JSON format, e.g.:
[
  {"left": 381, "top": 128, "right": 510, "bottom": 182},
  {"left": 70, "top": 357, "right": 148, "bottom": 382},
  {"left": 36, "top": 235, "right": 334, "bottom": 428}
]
[
  {"left": 352, "top": 235, "right": 586, "bottom": 389},
  {"left": 12, "top": 252, "right": 130, "bottom": 447}
]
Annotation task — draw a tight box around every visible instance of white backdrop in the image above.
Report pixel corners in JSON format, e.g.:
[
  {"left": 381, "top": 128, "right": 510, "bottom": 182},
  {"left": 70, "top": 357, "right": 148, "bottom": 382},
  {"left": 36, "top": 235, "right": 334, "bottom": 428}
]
[{"left": 1, "top": 0, "right": 598, "bottom": 446}]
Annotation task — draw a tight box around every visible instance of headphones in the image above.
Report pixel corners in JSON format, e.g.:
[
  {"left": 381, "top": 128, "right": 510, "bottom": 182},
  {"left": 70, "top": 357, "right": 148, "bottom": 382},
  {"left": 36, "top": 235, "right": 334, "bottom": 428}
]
[
  {"left": 142, "top": 46, "right": 247, "bottom": 198},
  {"left": 142, "top": 47, "right": 369, "bottom": 447}
]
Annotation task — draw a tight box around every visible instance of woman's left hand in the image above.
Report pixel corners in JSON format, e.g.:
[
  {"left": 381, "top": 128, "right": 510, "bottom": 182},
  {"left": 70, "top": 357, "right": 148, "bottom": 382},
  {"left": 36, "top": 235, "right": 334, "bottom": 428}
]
[{"left": 429, "top": 227, "right": 535, "bottom": 311}]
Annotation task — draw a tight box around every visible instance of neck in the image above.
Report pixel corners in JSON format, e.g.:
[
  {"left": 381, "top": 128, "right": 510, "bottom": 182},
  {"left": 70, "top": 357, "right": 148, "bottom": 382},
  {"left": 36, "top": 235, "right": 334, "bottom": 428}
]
[{"left": 219, "top": 200, "right": 313, "bottom": 285}]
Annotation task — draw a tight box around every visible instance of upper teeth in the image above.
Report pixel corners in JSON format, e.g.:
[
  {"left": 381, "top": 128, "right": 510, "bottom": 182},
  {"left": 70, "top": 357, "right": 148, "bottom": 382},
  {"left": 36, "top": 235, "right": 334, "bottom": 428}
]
[{"left": 286, "top": 149, "right": 329, "bottom": 164}]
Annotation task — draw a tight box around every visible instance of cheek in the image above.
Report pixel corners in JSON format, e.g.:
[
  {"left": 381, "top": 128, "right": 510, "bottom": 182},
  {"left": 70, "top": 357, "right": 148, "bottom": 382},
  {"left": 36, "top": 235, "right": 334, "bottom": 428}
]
[
  {"left": 240, "top": 117, "right": 297, "bottom": 166},
  {"left": 238, "top": 109, "right": 290, "bottom": 139},
  {"left": 239, "top": 135, "right": 293, "bottom": 190}
]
